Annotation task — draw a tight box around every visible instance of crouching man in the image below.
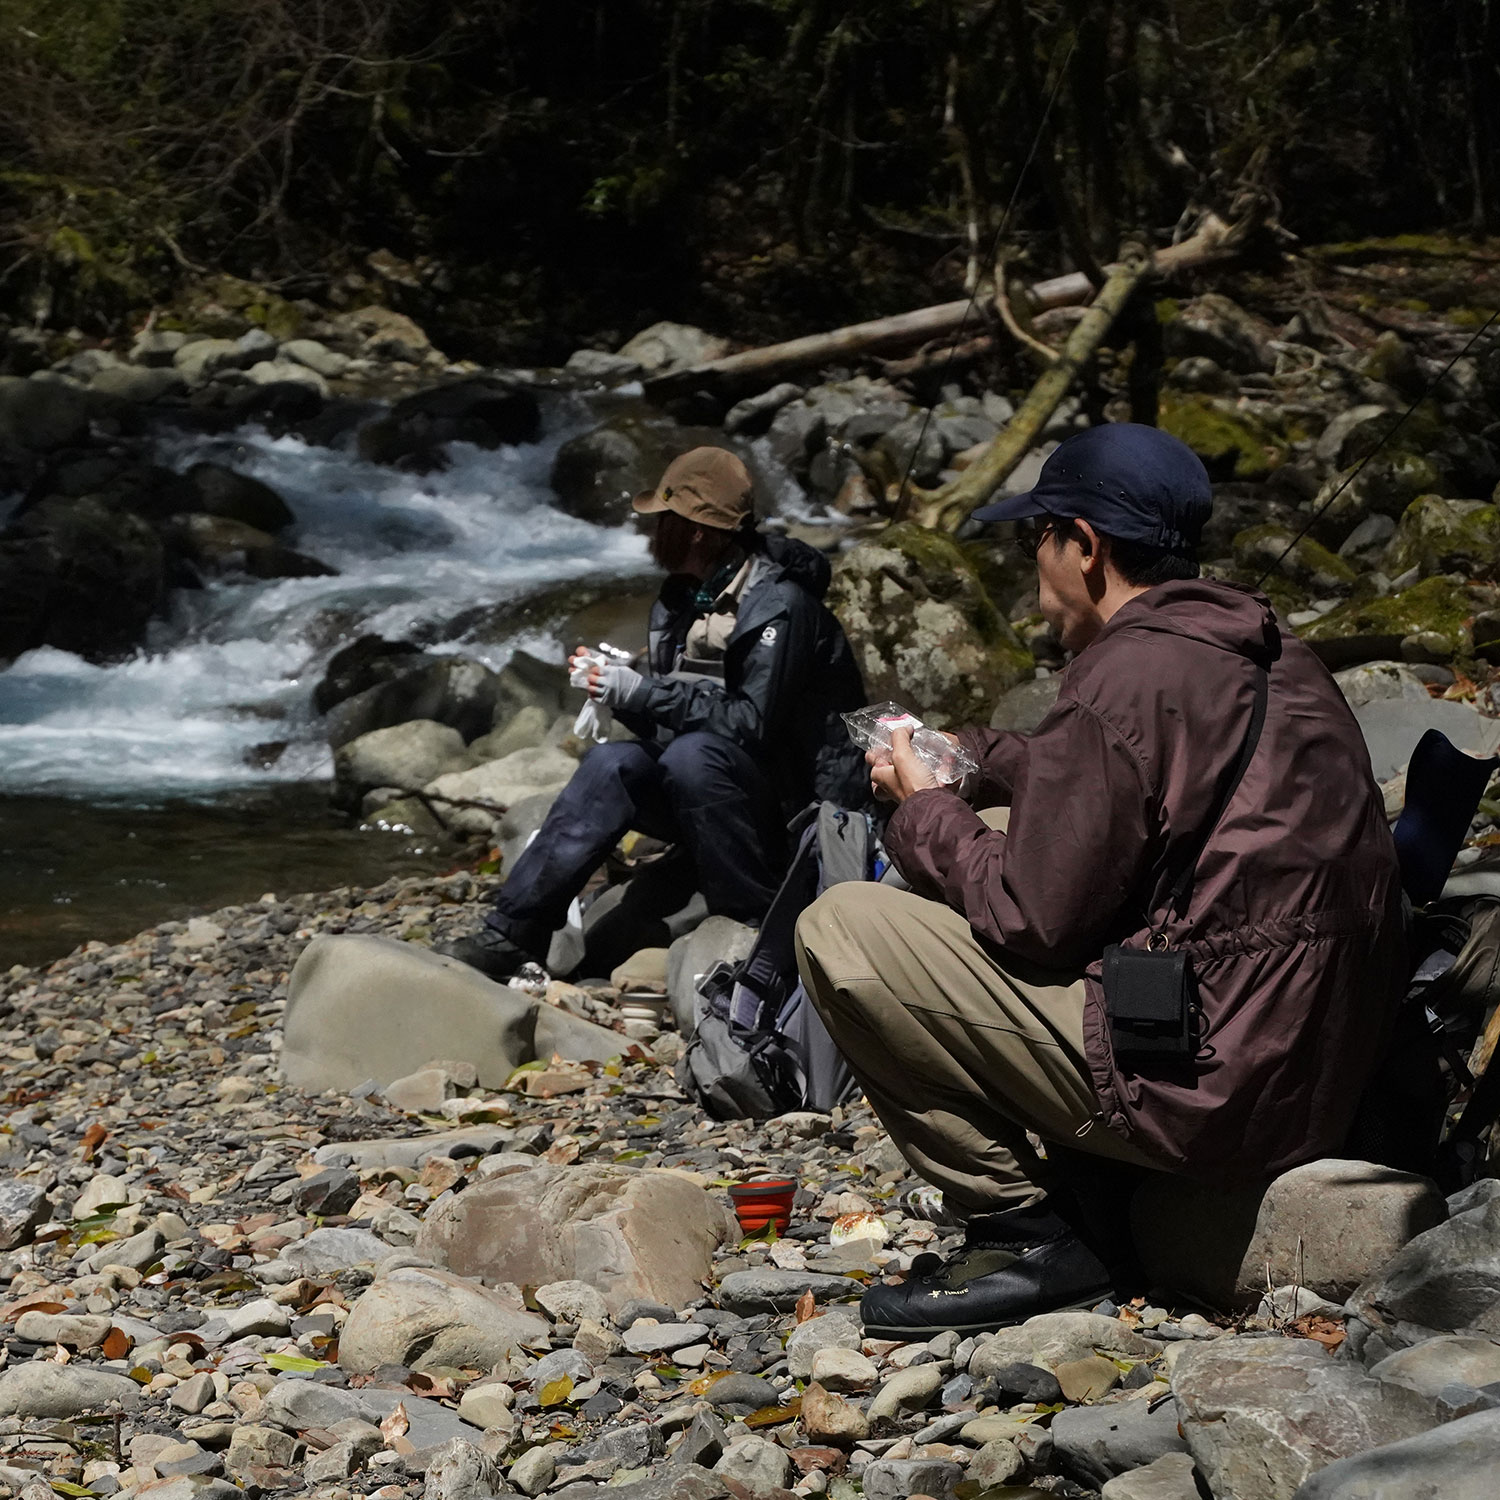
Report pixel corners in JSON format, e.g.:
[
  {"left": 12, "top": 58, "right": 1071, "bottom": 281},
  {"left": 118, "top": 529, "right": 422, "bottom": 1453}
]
[
  {"left": 444, "top": 447, "right": 867, "bottom": 981},
  {"left": 795, "top": 423, "right": 1405, "bottom": 1337}
]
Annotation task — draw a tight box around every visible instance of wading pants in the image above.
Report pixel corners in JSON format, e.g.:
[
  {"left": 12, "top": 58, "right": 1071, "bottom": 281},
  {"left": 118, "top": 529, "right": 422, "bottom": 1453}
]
[
  {"left": 794, "top": 810, "right": 1156, "bottom": 1215},
  {"left": 488, "top": 732, "right": 784, "bottom": 954}
]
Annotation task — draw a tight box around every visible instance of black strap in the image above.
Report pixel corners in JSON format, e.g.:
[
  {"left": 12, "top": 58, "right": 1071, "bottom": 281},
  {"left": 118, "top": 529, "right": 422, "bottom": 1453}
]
[{"left": 1162, "top": 665, "right": 1269, "bottom": 920}]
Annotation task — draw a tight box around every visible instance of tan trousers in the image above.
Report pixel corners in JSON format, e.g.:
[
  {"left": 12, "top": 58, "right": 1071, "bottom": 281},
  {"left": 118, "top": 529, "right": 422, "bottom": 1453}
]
[{"left": 794, "top": 812, "right": 1155, "bottom": 1213}]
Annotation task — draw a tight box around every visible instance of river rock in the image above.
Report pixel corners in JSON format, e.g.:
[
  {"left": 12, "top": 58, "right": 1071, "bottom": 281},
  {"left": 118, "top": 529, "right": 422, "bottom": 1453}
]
[
  {"left": 970, "top": 1311, "right": 1162, "bottom": 1379},
  {"left": 1172, "top": 1336, "right": 1435, "bottom": 1500},
  {"left": 168, "top": 462, "right": 295, "bottom": 532},
  {"left": 0, "top": 1178, "right": 50, "bottom": 1248},
  {"left": 868, "top": 1363, "right": 944, "bottom": 1421},
  {"left": 1161, "top": 293, "right": 1274, "bottom": 374},
  {"left": 1369, "top": 1334, "right": 1500, "bottom": 1408},
  {"left": 260, "top": 1378, "right": 375, "bottom": 1432},
  {"left": 989, "top": 674, "right": 1063, "bottom": 731},
  {"left": 166, "top": 514, "right": 336, "bottom": 581},
  {"left": 315, "top": 634, "right": 430, "bottom": 714},
  {"left": 281, "top": 933, "right": 625, "bottom": 1090},
  {"left": 423, "top": 1437, "right": 501, "bottom": 1500},
  {"left": 358, "top": 376, "right": 541, "bottom": 471},
  {"left": 1384, "top": 494, "right": 1500, "bottom": 581},
  {"left": 423, "top": 744, "right": 579, "bottom": 837},
  {"left": 416, "top": 1162, "right": 731, "bottom": 1313},
  {"left": 334, "top": 720, "right": 468, "bottom": 807},
  {"left": 860, "top": 1457, "right": 963, "bottom": 1500},
  {"left": 0, "top": 495, "right": 166, "bottom": 665},
  {"left": 246, "top": 358, "right": 330, "bottom": 397},
  {"left": 1291, "top": 1406, "right": 1500, "bottom": 1499},
  {"left": 715, "top": 1269, "right": 860, "bottom": 1316},
  {"left": 14, "top": 1311, "right": 112, "bottom": 1348},
  {"left": 666, "top": 918, "right": 756, "bottom": 1032},
  {"left": 1132, "top": 1158, "right": 1447, "bottom": 1312},
  {"left": 338, "top": 1265, "right": 548, "bottom": 1373},
  {"left": 1299, "top": 575, "right": 1486, "bottom": 668},
  {"left": 1354, "top": 697, "right": 1498, "bottom": 782},
  {"left": 564, "top": 348, "right": 643, "bottom": 383},
  {"left": 618, "top": 322, "right": 730, "bottom": 374},
  {"left": 1332, "top": 659, "right": 1431, "bottom": 708},
  {"left": 713, "top": 1435, "right": 790, "bottom": 1495},
  {"left": 0, "top": 1364, "right": 142, "bottom": 1418},
  {"left": 800, "top": 1381, "right": 868, "bottom": 1445},
  {"left": 1051, "top": 1398, "right": 1190, "bottom": 1487},
  {"left": 90, "top": 365, "right": 186, "bottom": 403},
  {"left": 550, "top": 415, "right": 698, "bottom": 527},
  {"left": 827, "top": 522, "right": 1033, "bottom": 728},
  {"left": 0, "top": 374, "right": 92, "bottom": 450},
  {"left": 325, "top": 653, "right": 503, "bottom": 748},
  {"left": 1345, "top": 1196, "right": 1500, "bottom": 1360},
  {"left": 280, "top": 339, "right": 351, "bottom": 379},
  {"left": 785, "top": 1311, "right": 862, "bottom": 1379},
  {"left": 1100, "top": 1453, "right": 1202, "bottom": 1500},
  {"left": 808, "top": 1346, "right": 878, "bottom": 1391}
]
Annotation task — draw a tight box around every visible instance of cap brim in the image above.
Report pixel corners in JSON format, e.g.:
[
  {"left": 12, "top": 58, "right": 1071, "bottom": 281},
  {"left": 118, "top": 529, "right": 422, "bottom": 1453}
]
[
  {"left": 971, "top": 491, "right": 1050, "bottom": 525},
  {"left": 631, "top": 490, "right": 670, "bottom": 514}
]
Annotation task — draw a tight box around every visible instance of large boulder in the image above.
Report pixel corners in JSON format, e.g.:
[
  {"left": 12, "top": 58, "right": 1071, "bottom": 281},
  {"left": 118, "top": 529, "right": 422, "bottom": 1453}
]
[
  {"left": 337, "top": 1265, "right": 548, "bottom": 1374},
  {"left": 1132, "top": 1159, "right": 1447, "bottom": 1312},
  {"left": 1050, "top": 1399, "right": 1190, "bottom": 1489},
  {"left": 416, "top": 1161, "right": 733, "bottom": 1314},
  {"left": 0, "top": 1363, "right": 142, "bottom": 1418},
  {"left": 1157, "top": 393, "right": 1288, "bottom": 481},
  {"left": 968, "top": 1311, "right": 1161, "bottom": 1380},
  {"left": 827, "top": 523, "right": 1033, "bottom": 728},
  {"left": 1383, "top": 494, "right": 1500, "bottom": 581},
  {"left": 167, "top": 462, "right": 295, "bottom": 532},
  {"left": 325, "top": 655, "right": 503, "bottom": 748},
  {"left": 423, "top": 745, "right": 579, "bottom": 837},
  {"left": 1292, "top": 1407, "right": 1500, "bottom": 1499},
  {"left": 333, "top": 720, "right": 469, "bottom": 809},
  {"left": 1172, "top": 1337, "right": 1435, "bottom": 1500},
  {"left": 1160, "top": 293, "right": 1275, "bottom": 374},
  {"left": 314, "top": 635, "right": 429, "bottom": 714},
  {"left": 1299, "top": 576, "right": 1492, "bottom": 668},
  {"left": 281, "top": 933, "right": 625, "bottom": 1091},
  {"left": 1345, "top": 1196, "right": 1500, "bottom": 1362},
  {"left": 1353, "top": 696, "right": 1499, "bottom": 783},
  {"left": 666, "top": 917, "right": 756, "bottom": 1032},
  {"left": 0, "top": 495, "right": 165, "bottom": 665},
  {"left": 358, "top": 377, "right": 541, "bottom": 472},
  {"left": 617, "top": 322, "right": 731, "bottom": 375},
  {"left": 0, "top": 374, "right": 92, "bottom": 451},
  {"left": 165, "top": 514, "right": 336, "bottom": 581}
]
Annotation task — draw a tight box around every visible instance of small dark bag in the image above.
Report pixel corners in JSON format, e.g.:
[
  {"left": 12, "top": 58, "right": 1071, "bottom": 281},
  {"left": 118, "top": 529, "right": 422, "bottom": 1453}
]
[{"left": 1104, "top": 666, "right": 1268, "bottom": 1063}]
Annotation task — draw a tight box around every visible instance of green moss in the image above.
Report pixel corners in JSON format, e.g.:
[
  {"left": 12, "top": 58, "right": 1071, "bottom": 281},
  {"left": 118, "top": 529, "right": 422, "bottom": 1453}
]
[
  {"left": 1158, "top": 394, "right": 1287, "bottom": 481},
  {"left": 1308, "top": 233, "right": 1488, "bottom": 263},
  {"left": 1232, "top": 525, "right": 1355, "bottom": 592},
  {"left": 1386, "top": 495, "right": 1500, "bottom": 580},
  {"left": 1155, "top": 297, "right": 1181, "bottom": 325},
  {"left": 1301, "top": 575, "right": 1476, "bottom": 661}
]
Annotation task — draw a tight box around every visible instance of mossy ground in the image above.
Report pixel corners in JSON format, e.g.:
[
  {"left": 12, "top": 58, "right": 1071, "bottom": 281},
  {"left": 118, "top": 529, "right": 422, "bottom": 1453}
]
[{"left": 1157, "top": 394, "right": 1288, "bottom": 481}]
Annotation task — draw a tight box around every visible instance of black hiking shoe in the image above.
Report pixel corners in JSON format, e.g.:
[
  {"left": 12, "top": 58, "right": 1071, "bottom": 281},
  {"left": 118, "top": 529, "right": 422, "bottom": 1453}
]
[
  {"left": 859, "top": 1202, "right": 1113, "bottom": 1339},
  {"left": 436, "top": 926, "right": 537, "bottom": 982}
]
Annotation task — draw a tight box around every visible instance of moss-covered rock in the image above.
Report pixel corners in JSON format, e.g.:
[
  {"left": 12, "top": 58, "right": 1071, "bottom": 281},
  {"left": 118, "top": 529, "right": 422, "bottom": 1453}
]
[
  {"left": 827, "top": 523, "right": 1033, "bottom": 728},
  {"left": 1384, "top": 495, "right": 1500, "bottom": 581},
  {"left": 1158, "top": 394, "right": 1288, "bottom": 481},
  {"left": 1298, "top": 575, "right": 1481, "bottom": 668},
  {"left": 1232, "top": 525, "right": 1356, "bottom": 595}
]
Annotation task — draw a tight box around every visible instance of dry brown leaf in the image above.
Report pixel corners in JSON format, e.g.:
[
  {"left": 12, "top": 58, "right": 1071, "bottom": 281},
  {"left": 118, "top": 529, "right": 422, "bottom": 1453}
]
[
  {"left": 79, "top": 1124, "right": 108, "bottom": 1161},
  {"left": 101, "top": 1327, "right": 132, "bottom": 1361},
  {"left": 794, "top": 1289, "right": 817, "bottom": 1324},
  {"left": 1292, "top": 1314, "right": 1346, "bottom": 1351},
  {"left": 380, "top": 1402, "right": 410, "bottom": 1443}
]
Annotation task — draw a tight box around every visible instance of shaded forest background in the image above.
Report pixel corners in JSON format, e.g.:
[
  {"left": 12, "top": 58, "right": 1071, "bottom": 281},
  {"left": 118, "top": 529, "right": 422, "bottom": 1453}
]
[{"left": 1, "top": 0, "right": 1496, "bottom": 364}]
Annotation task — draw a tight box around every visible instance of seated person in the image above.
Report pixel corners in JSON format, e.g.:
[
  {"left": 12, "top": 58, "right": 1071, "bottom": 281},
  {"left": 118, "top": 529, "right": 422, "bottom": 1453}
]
[
  {"left": 795, "top": 423, "right": 1405, "bottom": 1337},
  {"left": 444, "top": 446, "right": 868, "bottom": 980}
]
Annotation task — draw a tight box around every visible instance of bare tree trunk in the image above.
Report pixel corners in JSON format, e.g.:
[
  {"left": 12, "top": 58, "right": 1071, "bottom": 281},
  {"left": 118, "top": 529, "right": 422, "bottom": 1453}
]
[{"left": 902, "top": 250, "right": 1150, "bottom": 531}]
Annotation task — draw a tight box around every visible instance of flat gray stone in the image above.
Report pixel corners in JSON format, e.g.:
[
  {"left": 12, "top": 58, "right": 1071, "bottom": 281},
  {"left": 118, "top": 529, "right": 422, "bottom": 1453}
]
[
  {"left": 338, "top": 1266, "right": 548, "bottom": 1374},
  {"left": 273, "top": 1227, "right": 391, "bottom": 1277},
  {"left": 1370, "top": 1335, "right": 1500, "bottom": 1405},
  {"left": 860, "top": 1457, "right": 963, "bottom": 1500},
  {"left": 969, "top": 1311, "right": 1162, "bottom": 1379},
  {"left": 312, "top": 1126, "right": 514, "bottom": 1172},
  {"left": 1051, "top": 1397, "right": 1190, "bottom": 1487},
  {"left": 621, "top": 1321, "right": 710, "bottom": 1355},
  {"left": 1173, "top": 1336, "right": 1435, "bottom": 1500},
  {"left": 1292, "top": 1406, "right": 1500, "bottom": 1498},
  {"left": 283, "top": 934, "right": 623, "bottom": 1089},
  {"left": 0, "top": 1179, "right": 49, "bottom": 1250},
  {"left": 1100, "top": 1453, "right": 1202, "bottom": 1500},
  {"left": 715, "top": 1269, "right": 859, "bottom": 1316},
  {"left": 786, "top": 1311, "right": 862, "bottom": 1379},
  {"left": 260, "top": 1378, "right": 375, "bottom": 1432},
  {"left": 1355, "top": 698, "right": 1500, "bottom": 783},
  {"left": 0, "top": 1364, "right": 142, "bottom": 1417}
]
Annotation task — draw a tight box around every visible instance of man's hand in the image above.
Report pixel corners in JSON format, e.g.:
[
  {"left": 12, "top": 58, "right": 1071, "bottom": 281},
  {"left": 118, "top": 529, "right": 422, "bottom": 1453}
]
[
  {"left": 569, "top": 646, "right": 605, "bottom": 699},
  {"left": 869, "top": 726, "right": 943, "bottom": 804}
]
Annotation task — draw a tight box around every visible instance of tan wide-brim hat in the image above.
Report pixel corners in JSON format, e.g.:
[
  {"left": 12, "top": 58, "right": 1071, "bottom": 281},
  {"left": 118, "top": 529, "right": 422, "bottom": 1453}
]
[{"left": 633, "top": 446, "right": 754, "bottom": 531}]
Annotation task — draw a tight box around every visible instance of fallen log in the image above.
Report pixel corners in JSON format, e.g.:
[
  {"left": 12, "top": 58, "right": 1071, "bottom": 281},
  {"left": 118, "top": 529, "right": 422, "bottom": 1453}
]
[
  {"left": 901, "top": 251, "right": 1151, "bottom": 530},
  {"left": 643, "top": 211, "right": 1248, "bottom": 404}
]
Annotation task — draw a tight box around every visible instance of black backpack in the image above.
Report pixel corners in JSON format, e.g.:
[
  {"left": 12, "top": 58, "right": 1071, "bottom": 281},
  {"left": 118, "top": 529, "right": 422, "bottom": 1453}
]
[{"left": 677, "top": 803, "right": 872, "bottom": 1120}]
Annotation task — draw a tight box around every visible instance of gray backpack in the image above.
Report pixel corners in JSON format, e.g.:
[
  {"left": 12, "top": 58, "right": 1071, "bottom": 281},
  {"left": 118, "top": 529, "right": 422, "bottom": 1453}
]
[{"left": 677, "top": 803, "right": 871, "bottom": 1120}]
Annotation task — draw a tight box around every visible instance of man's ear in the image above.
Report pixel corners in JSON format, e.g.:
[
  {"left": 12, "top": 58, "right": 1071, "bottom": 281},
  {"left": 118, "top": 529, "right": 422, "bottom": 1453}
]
[{"left": 1075, "top": 519, "right": 1103, "bottom": 570}]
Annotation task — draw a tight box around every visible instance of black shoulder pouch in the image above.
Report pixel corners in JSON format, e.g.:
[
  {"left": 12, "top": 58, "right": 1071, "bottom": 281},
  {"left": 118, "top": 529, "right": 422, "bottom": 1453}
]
[
  {"left": 1104, "top": 664, "right": 1268, "bottom": 1067},
  {"left": 1102, "top": 943, "right": 1193, "bottom": 1059}
]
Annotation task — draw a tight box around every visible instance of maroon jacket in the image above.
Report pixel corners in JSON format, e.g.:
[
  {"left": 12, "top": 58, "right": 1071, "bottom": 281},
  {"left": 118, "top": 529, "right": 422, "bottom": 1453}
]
[{"left": 885, "top": 579, "right": 1405, "bottom": 1183}]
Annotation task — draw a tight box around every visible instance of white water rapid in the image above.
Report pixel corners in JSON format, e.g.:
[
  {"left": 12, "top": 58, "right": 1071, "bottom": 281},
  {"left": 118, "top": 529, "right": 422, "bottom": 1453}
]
[{"left": 0, "top": 401, "right": 657, "bottom": 798}]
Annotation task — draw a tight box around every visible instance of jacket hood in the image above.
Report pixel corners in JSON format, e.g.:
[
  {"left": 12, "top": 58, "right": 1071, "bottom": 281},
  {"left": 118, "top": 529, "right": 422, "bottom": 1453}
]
[
  {"left": 1096, "top": 578, "right": 1282, "bottom": 666},
  {"left": 761, "top": 534, "right": 832, "bottom": 599}
]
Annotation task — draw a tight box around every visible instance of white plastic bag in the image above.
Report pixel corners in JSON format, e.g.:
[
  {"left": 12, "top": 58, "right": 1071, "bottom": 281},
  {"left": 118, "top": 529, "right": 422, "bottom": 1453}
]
[{"left": 842, "top": 701, "right": 979, "bottom": 786}]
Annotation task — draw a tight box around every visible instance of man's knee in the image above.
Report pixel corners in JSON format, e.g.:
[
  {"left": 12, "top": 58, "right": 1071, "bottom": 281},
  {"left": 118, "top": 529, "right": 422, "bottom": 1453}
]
[
  {"left": 658, "top": 732, "right": 742, "bottom": 791},
  {"left": 796, "top": 883, "right": 903, "bottom": 992},
  {"left": 571, "top": 740, "right": 657, "bottom": 791}
]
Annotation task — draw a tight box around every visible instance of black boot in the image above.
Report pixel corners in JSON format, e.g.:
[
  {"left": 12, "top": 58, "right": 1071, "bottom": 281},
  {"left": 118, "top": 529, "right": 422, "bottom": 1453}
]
[
  {"left": 435, "top": 925, "right": 538, "bottom": 982},
  {"left": 859, "top": 1201, "right": 1114, "bottom": 1339}
]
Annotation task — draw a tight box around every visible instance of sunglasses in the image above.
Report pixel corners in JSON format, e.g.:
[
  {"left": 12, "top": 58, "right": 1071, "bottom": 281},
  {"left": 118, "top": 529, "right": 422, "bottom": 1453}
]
[{"left": 1015, "top": 519, "right": 1060, "bottom": 560}]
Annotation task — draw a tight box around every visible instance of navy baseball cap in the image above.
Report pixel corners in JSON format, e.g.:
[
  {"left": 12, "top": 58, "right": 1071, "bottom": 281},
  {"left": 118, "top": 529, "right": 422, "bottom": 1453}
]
[{"left": 972, "top": 423, "right": 1212, "bottom": 554}]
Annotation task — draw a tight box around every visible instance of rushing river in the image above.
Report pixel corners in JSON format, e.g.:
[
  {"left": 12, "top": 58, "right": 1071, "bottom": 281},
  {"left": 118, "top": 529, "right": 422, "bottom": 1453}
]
[{"left": 0, "top": 389, "right": 746, "bottom": 967}]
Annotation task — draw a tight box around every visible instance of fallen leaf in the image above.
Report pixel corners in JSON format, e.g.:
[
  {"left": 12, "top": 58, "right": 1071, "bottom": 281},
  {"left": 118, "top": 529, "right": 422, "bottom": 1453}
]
[
  {"left": 744, "top": 1397, "right": 801, "bottom": 1428},
  {"left": 406, "top": 1371, "right": 455, "bottom": 1399},
  {"left": 79, "top": 1124, "right": 108, "bottom": 1161},
  {"left": 1292, "top": 1314, "right": 1346, "bottom": 1351},
  {"left": 687, "top": 1370, "right": 734, "bottom": 1397},
  {"left": 101, "top": 1328, "right": 132, "bottom": 1360},
  {"left": 794, "top": 1289, "right": 817, "bottom": 1324},
  {"left": 380, "top": 1402, "right": 409, "bottom": 1443},
  {"left": 538, "top": 1375, "right": 574, "bottom": 1407},
  {"left": 266, "top": 1352, "right": 325, "bottom": 1373}
]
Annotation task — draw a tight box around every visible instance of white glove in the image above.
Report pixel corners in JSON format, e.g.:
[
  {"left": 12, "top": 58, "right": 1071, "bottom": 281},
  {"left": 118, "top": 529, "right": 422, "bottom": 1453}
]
[{"left": 592, "top": 662, "right": 644, "bottom": 709}]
